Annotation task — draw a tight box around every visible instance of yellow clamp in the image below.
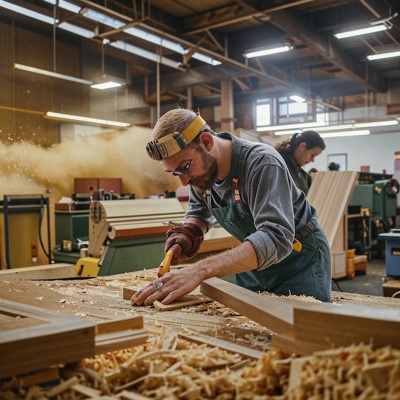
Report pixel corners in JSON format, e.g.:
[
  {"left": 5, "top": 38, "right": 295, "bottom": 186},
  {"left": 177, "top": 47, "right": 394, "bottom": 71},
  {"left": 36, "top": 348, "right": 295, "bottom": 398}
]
[{"left": 293, "top": 239, "right": 302, "bottom": 252}]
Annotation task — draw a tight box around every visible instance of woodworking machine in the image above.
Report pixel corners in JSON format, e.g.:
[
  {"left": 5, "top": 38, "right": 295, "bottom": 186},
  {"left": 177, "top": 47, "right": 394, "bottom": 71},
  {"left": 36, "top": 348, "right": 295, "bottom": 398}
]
[{"left": 74, "top": 198, "right": 186, "bottom": 277}]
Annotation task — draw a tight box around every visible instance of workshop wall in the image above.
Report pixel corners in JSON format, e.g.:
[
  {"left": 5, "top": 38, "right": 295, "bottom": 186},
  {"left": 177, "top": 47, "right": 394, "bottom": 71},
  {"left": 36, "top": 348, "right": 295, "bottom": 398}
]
[{"left": 309, "top": 132, "right": 400, "bottom": 174}]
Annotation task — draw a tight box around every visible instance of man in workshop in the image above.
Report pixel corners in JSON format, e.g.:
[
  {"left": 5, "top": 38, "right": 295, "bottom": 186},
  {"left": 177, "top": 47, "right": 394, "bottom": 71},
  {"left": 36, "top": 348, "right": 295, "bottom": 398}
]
[{"left": 134, "top": 108, "right": 331, "bottom": 306}]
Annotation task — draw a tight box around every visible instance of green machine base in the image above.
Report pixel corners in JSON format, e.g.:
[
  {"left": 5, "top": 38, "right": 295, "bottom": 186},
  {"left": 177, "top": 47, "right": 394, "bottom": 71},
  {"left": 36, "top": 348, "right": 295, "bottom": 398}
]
[{"left": 98, "top": 234, "right": 166, "bottom": 276}]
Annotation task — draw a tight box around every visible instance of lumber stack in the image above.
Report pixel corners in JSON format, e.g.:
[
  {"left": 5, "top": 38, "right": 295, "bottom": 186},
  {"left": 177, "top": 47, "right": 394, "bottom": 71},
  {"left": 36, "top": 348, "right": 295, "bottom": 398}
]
[
  {"left": 307, "top": 171, "right": 359, "bottom": 278},
  {"left": 0, "top": 299, "right": 148, "bottom": 379}
]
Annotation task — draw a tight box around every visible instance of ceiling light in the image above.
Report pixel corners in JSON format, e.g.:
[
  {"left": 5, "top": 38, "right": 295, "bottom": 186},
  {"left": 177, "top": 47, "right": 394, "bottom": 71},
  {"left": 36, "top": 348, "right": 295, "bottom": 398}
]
[
  {"left": 45, "top": 112, "right": 130, "bottom": 128},
  {"left": 320, "top": 130, "right": 370, "bottom": 138},
  {"left": 110, "top": 41, "right": 184, "bottom": 70},
  {"left": 58, "top": 22, "right": 94, "bottom": 39},
  {"left": 80, "top": 8, "right": 124, "bottom": 29},
  {"left": 0, "top": 0, "right": 56, "bottom": 24},
  {"left": 244, "top": 45, "right": 293, "bottom": 58},
  {"left": 276, "top": 124, "right": 354, "bottom": 136},
  {"left": 42, "top": 0, "right": 81, "bottom": 13},
  {"left": 367, "top": 50, "right": 400, "bottom": 60},
  {"left": 257, "top": 121, "right": 325, "bottom": 133},
  {"left": 91, "top": 81, "right": 122, "bottom": 90},
  {"left": 90, "top": 75, "right": 124, "bottom": 90},
  {"left": 290, "top": 95, "right": 306, "bottom": 103},
  {"left": 316, "top": 124, "right": 354, "bottom": 131},
  {"left": 354, "top": 120, "right": 398, "bottom": 128},
  {"left": 125, "top": 27, "right": 221, "bottom": 66},
  {"left": 14, "top": 63, "right": 92, "bottom": 85},
  {"left": 334, "top": 24, "right": 388, "bottom": 39}
]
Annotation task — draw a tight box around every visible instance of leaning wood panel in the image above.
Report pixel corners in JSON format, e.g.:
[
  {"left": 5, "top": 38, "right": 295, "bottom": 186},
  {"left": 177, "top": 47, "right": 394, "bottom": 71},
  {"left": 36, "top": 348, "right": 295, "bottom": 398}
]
[
  {"left": 0, "top": 299, "right": 95, "bottom": 379},
  {"left": 308, "top": 171, "right": 359, "bottom": 248}
]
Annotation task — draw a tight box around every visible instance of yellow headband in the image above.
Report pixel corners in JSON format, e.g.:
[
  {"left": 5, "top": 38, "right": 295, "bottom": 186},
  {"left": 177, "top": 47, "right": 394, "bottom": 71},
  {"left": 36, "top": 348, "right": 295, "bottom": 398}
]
[{"left": 146, "top": 115, "right": 206, "bottom": 160}]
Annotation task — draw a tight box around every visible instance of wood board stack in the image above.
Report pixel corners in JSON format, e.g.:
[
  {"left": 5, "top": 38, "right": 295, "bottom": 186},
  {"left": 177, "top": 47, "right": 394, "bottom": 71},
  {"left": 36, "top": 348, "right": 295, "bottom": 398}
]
[
  {"left": 307, "top": 171, "right": 359, "bottom": 279},
  {"left": 0, "top": 299, "right": 148, "bottom": 379}
]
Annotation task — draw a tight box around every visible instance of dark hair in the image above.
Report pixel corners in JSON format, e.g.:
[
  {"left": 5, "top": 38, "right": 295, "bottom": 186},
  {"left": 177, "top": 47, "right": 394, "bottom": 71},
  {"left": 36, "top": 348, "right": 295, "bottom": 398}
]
[{"left": 275, "top": 130, "right": 326, "bottom": 156}]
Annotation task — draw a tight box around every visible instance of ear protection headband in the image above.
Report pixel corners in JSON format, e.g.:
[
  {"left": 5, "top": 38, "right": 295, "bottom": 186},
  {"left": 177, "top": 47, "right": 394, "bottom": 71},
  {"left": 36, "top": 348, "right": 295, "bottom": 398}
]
[{"left": 146, "top": 114, "right": 206, "bottom": 160}]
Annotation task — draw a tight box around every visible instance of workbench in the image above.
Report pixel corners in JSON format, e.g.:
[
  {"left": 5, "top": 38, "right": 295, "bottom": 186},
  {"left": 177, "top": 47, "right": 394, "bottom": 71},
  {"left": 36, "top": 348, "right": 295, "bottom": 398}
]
[{"left": 1, "top": 264, "right": 400, "bottom": 399}]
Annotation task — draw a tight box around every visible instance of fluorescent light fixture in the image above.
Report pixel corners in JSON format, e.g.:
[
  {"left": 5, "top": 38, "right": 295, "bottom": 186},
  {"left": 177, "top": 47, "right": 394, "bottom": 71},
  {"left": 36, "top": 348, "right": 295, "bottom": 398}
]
[
  {"left": 45, "top": 111, "right": 130, "bottom": 128},
  {"left": 334, "top": 24, "right": 388, "bottom": 39},
  {"left": 42, "top": 0, "right": 81, "bottom": 13},
  {"left": 275, "top": 120, "right": 398, "bottom": 135},
  {"left": 0, "top": 0, "right": 57, "bottom": 24},
  {"left": 276, "top": 124, "right": 354, "bottom": 136},
  {"left": 257, "top": 121, "right": 325, "bottom": 133},
  {"left": 80, "top": 8, "right": 124, "bottom": 29},
  {"left": 290, "top": 95, "right": 306, "bottom": 103},
  {"left": 110, "top": 40, "right": 183, "bottom": 70},
  {"left": 80, "top": 9, "right": 221, "bottom": 66},
  {"left": 91, "top": 80, "right": 123, "bottom": 90},
  {"left": 14, "top": 63, "right": 92, "bottom": 85},
  {"left": 354, "top": 120, "right": 398, "bottom": 128},
  {"left": 58, "top": 22, "right": 94, "bottom": 39},
  {"left": 125, "top": 27, "right": 221, "bottom": 66},
  {"left": 126, "top": 27, "right": 185, "bottom": 54},
  {"left": 320, "top": 130, "right": 370, "bottom": 138},
  {"left": 367, "top": 50, "right": 400, "bottom": 60},
  {"left": 245, "top": 45, "right": 292, "bottom": 58}
]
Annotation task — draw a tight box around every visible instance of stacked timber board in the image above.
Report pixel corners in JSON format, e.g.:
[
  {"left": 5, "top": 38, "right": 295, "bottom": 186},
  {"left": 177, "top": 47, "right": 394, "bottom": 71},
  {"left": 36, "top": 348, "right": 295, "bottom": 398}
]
[
  {"left": 307, "top": 171, "right": 359, "bottom": 278},
  {"left": 0, "top": 299, "right": 147, "bottom": 379}
]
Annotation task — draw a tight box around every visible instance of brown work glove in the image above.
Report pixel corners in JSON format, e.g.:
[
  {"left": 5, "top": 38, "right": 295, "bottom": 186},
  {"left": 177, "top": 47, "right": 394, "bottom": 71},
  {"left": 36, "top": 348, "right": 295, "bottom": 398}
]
[{"left": 165, "top": 223, "right": 204, "bottom": 263}]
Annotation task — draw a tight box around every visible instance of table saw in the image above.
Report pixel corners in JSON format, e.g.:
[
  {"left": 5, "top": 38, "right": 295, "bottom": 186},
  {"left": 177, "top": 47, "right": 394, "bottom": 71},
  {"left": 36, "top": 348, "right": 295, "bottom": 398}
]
[{"left": 74, "top": 198, "right": 187, "bottom": 276}]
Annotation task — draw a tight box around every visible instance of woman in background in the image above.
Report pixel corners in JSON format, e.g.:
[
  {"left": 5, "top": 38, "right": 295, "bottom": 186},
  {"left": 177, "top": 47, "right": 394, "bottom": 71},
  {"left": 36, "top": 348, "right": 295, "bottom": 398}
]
[{"left": 275, "top": 130, "right": 325, "bottom": 195}]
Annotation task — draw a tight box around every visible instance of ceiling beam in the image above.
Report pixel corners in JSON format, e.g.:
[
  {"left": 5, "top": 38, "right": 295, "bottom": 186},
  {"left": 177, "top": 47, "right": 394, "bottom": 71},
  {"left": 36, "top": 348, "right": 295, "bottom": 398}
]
[{"left": 269, "top": 9, "right": 387, "bottom": 93}]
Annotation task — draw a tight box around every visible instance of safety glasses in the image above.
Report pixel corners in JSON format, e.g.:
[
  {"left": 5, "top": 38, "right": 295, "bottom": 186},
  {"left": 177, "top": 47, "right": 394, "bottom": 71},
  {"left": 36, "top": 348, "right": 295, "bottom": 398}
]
[{"left": 165, "top": 160, "right": 193, "bottom": 176}]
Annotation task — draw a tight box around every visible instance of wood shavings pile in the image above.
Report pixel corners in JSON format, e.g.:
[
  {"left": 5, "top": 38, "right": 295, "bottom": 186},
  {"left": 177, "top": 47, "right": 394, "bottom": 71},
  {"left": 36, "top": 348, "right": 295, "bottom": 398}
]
[
  {"left": 1, "top": 327, "right": 399, "bottom": 400},
  {"left": 287, "top": 343, "right": 400, "bottom": 399}
]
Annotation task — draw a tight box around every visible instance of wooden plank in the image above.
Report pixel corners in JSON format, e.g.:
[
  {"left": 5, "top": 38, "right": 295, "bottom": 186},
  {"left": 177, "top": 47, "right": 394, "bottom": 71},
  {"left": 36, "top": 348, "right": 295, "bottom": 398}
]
[
  {"left": 0, "top": 299, "right": 95, "bottom": 379},
  {"left": 13, "top": 367, "right": 60, "bottom": 388},
  {"left": 153, "top": 296, "right": 213, "bottom": 311},
  {"left": 124, "top": 286, "right": 213, "bottom": 311},
  {"left": 201, "top": 277, "right": 400, "bottom": 355},
  {"left": 95, "top": 328, "right": 148, "bottom": 354},
  {"left": 294, "top": 302, "right": 400, "bottom": 349},
  {"left": 271, "top": 334, "right": 328, "bottom": 356},
  {"left": 178, "top": 333, "right": 264, "bottom": 359},
  {"left": 0, "top": 263, "right": 76, "bottom": 280},
  {"left": 200, "top": 278, "right": 295, "bottom": 336},
  {"left": 96, "top": 316, "right": 144, "bottom": 334}
]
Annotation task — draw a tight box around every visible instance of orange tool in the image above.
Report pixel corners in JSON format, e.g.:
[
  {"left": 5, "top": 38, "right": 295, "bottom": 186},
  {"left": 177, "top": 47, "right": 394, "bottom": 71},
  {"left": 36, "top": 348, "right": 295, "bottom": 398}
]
[{"left": 157, "top": 248, "right": 174, "bottom": 277}]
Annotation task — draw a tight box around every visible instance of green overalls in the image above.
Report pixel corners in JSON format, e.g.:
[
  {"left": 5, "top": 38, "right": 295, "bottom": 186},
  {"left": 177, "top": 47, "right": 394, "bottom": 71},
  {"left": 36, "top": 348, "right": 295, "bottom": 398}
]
[{"left": 204, "top": 146, "right": 332, "bottom": 302}]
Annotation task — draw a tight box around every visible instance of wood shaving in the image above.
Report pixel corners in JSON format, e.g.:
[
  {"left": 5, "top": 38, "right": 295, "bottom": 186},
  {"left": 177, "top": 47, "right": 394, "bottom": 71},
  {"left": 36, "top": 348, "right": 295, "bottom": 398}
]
[{"left": 1, "top": 327, "right": 399, "bottom": 400}]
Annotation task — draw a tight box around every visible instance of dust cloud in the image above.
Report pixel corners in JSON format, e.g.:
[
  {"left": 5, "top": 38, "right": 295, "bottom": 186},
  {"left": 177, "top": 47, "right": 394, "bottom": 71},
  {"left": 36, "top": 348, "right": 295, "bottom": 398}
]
[{"left": 0, "top": 126, "right": 179, "bottom": 203}]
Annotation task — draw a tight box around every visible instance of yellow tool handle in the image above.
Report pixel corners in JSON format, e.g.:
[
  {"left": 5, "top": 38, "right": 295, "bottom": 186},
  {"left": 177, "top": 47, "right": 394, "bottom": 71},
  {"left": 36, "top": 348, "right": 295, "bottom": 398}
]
[
  {"left": 292, "top": 239, "right": 302, "bottom": 252},
  {"left": 157, "top": 248, "right": 174, "bottom": 277}
]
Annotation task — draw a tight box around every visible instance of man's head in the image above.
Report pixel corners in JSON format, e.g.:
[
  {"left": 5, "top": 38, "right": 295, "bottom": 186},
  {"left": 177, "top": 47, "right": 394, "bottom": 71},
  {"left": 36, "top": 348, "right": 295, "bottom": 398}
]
[
  {"left": 146, "top": 109, "right": 218, "bottom": 192},
  {"left": 146, "top": 109, "right": 207, "bottom": 161}
]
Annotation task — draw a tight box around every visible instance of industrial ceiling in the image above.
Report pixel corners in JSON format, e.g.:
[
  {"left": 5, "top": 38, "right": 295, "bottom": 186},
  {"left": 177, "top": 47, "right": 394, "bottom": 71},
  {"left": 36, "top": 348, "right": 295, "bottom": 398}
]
[{"left": 4, "top": 0, "right": 400, "bottom": 111}]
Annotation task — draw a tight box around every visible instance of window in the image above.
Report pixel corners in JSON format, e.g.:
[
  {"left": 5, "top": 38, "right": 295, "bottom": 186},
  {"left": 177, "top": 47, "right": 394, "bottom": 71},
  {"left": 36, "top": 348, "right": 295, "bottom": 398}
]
[
  {"left": 256, "top": 99, "right": 270, "bottom": 127},
  {"left": 278, "top": 96, "right": 308, "bottom": 124}
]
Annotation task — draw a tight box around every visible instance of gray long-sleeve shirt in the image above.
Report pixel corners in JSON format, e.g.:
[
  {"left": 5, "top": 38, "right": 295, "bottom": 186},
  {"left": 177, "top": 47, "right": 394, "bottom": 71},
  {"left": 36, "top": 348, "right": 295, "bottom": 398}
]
[{"left": 185, "top": 132, "right": 318, "bottom": 270}]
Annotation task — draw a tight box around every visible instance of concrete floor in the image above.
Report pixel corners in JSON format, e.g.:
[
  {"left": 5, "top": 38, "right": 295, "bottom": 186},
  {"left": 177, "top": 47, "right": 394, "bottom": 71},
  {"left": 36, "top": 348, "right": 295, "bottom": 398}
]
[{"left": 333, "top": 258, "right": 390, "bottom": 297}]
